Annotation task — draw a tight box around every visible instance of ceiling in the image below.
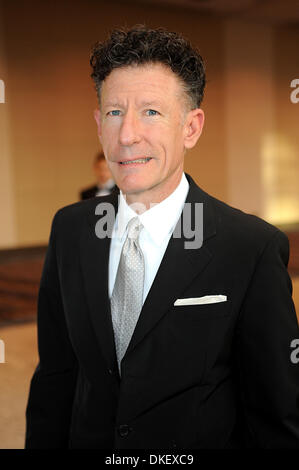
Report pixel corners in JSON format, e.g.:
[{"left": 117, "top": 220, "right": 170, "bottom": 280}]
[{"left": 129, "top": 0, "right": 299, "bottom": 25}]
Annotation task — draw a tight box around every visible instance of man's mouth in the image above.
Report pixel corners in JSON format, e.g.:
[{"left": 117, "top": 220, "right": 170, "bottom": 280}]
[{"left": 119, "top": 157, "right": 152, "bottom": 165}]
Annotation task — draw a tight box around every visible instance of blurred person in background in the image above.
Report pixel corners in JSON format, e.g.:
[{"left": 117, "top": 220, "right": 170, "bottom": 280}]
[{"left": 80, "top": 151, "right": 116, "bottom": 199}]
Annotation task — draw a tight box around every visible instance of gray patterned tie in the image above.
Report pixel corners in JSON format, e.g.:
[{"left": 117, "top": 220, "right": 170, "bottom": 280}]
[{"left": 111, "top": 216, "right": 144, "bottom": 374}]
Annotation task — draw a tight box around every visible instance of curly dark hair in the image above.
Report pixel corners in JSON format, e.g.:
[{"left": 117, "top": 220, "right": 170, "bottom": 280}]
[{"left": 90, "top": 25, "right": 206, "bottom": 109}]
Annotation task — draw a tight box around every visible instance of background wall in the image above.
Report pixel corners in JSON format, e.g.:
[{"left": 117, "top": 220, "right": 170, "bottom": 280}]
[
  {"left": 0, "top": 0, "right": 298, "bottom": 248},
  {"left": 270, "top": 24, "right": 299, "bottom": 225},
  {"left": 0, "top": 4, "right": 17, "bottom": 247}
]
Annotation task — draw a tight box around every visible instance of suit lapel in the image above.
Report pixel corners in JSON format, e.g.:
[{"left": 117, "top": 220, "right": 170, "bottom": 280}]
[
  {"left": 124, "top": 175, "right": 217, "bottom": 360},
  {"left": 79, "top": 191, "right": 119, "bottom": 371}
]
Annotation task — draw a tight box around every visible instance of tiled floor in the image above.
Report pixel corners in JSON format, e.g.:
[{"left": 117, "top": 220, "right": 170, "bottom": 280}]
[
  {"left": 0, "top": 322, "right": 38, "bottom": 449},
  {"left": 0, "top": 256, "right": 43, "bottom": 326}
]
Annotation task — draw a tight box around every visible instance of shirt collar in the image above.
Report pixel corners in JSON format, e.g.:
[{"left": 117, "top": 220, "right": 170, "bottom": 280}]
[{"left": 114, "top": 173, "right": 189, "bottom": 244}]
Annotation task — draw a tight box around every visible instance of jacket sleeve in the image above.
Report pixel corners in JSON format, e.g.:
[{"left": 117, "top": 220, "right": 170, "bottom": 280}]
[
  {"left": 25, "top": 211, "right": 78, "bottom": 448},
  {"left": 236, "top": 229, "right": 299, "bottom": 448}
]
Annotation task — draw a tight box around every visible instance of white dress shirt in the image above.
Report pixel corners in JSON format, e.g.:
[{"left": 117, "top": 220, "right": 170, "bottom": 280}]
[{"left": 108, "top": 173, "right": 189, "bottom": 304}]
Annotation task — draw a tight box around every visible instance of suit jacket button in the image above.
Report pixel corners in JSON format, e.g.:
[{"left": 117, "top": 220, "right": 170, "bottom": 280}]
[{"left": 118, "top": 424, "right": 131, "bottom": 438}]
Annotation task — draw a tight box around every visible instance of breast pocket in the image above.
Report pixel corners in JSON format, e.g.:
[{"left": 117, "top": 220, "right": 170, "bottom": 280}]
[{"left": 173, "top": 299, "right": 232, "bottom": 319}]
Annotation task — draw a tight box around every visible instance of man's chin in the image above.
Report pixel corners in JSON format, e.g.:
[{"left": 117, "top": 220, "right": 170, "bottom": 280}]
[
  {"left": 115, "top": 175, "right": 150, "bottom": 195},
  {"left": 119, "top": 184, "right": 147, "bottom": 197}
]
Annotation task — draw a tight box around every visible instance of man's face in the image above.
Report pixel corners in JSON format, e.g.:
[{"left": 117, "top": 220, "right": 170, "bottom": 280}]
[{"left": 95, "top": 63, "right": 204, "bottom": 204}]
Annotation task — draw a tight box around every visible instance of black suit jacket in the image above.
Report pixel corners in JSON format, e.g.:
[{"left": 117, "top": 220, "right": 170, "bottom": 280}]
[{"left": 25, "top": 174, "right": 299, "bottom": 449}]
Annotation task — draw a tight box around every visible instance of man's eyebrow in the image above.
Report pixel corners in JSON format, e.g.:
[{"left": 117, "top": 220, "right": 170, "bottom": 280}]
[
  {"left": 140, "top": 100, "right": 164, "bottom": 108},
  {"left": 103, "top": 101, "right": 122, "bottom": 108},
  {"left": 102, "top": 99, "right": 165, "bottom": 108}
]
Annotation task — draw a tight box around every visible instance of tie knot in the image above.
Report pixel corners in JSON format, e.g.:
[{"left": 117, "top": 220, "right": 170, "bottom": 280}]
[{"left": 127, "top": 216, "right": 143, "bottom": 240}]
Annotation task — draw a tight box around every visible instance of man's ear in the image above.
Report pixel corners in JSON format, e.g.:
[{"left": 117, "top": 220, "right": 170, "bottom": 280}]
[
  {"left": 94, "top": 109, "right": 102, "bottom": 139},
  {"left": 184, "top": 108, "right": 205, "bottom": 149}
]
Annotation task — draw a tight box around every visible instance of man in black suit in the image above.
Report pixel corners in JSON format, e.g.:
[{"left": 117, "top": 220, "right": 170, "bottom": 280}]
[
  {"left": 80, "top": 151, "right": 116, "bottom": 199},
  {"left": 25, "top": 25, "right": 299, "bottom": 449}
]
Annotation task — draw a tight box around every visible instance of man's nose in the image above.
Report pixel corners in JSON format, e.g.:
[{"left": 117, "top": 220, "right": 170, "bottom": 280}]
[{"left": 119, "top": 111, "right": 142, "bottom": 146}]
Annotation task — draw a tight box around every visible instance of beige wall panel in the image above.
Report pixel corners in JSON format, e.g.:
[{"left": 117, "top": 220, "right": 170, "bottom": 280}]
[
  {"left": 225, "top": 19, "right": 275, "bottom": 218},
  {"left": 269, "top": 25, "right": 299, "bottom": 225},
  {"left": 0, "top": 1, "right": 17, "bottom": 248}
]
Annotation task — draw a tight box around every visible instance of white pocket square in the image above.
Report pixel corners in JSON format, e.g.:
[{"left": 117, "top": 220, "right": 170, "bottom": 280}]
[{"left": 174, "top": 295, "right": 227, "bottom": 306}]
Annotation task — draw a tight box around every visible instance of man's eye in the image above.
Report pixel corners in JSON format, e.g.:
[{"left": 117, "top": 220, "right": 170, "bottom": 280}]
[
  {"left": 108, "top": 110, "right": 121, "bottom": 116},
  {"left": 146, "top": 109, "right": 159, "bottom": 116}
]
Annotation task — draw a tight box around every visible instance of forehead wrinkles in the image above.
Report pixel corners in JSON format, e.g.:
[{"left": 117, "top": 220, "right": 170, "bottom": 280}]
[
  {"left": 102, "top": 87, "right": 172, "bottom": 108},
  {"left": 102, "top": 65, "right": 185, "bottom": 102}
]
